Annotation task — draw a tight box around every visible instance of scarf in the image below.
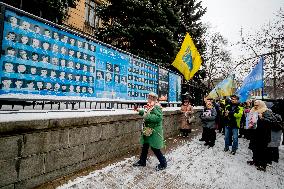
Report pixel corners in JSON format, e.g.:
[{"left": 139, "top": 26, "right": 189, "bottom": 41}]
[{"left": 250, "top": 100, "right": 268, "bottom": 114}]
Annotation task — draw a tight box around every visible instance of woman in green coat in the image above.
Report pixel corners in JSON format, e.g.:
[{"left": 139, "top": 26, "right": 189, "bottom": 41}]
[{"left": 133, "top": 92, "right": 167, "bottom": 171}]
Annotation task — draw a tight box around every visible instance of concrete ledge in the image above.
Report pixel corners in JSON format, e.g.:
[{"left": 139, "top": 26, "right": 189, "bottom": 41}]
[{"left": 0, "top": 108, "right": 202, "bottom": 188}]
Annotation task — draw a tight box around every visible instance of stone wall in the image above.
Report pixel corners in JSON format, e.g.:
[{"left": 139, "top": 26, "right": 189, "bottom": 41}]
[{"left": 0, "top": 109, "right": 200, "bottom": 189}]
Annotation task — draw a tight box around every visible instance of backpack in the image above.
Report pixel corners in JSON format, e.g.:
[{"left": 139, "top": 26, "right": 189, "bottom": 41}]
[{"left": 271, "top": 113, "right": 283, "bottom": 131}]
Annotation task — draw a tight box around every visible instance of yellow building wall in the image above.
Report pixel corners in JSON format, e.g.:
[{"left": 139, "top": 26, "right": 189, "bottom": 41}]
[
  {"left": 65, "top": 0, "right": 106, "bottom": 36},
  {"left": 65, "top": 0, "right": 86, "bottom": 32}
]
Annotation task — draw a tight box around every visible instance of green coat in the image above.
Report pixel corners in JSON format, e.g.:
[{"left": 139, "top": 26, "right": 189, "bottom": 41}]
[{"left": 138, "top": 105, "right": 164, "bottom": 149}]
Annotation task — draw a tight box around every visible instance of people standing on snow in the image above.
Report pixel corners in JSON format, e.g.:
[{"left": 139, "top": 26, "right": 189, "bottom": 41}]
[
  {"left": 218, "top": 99, "right": 227, "bottom": 135},
  {"left": 179, "top": 98, "right": 193, "bottom": 137},
  {"left": 199, "top": 97, "right": 213, "bottom": 142},
  {"left": 200, "top": 101, "right": 217, "bottom": 147},
  {"left": 238, "top": 102, "right": 248, "bottom": 139},
  {"left": 267, "top": 101, "right": 283, "bottom": 164},
  {"left": 246, "top": 100, "right": 276, "bottom": 171},
  {"left": 223, "top": 95, "right": 244, "bottom": 155},
  {"left": 133, "top": 92, "right": 167, "bottom": 171}
]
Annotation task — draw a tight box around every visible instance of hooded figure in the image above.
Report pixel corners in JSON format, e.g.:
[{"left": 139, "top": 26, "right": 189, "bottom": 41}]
[{"left": 247, "top": 100, "right": 277, "bottom": 171}]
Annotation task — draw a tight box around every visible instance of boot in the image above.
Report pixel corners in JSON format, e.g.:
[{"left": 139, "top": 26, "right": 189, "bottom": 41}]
[
  {"left": 133, "top": 161, "right": 146, "bottom": 167},
  {"left": 156, "top": 163, "right": 167, "bottom": 171}
]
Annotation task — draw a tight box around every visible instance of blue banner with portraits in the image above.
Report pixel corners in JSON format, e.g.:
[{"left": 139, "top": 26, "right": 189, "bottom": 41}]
[
  {"left": 169, "top": 73, "right": 182, "bottom": 102},
  {"left": 0, "top": 8, "right": 180, "bottom": 102},
  {"left": 127, "top": 57, "right": 158, "bottom": 100}
]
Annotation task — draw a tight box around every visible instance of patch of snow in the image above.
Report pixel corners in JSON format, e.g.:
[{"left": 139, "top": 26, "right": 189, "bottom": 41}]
[
  {"left": 57, "top": 133, "right": 284, "bottom": 189},
  {"left": 0, "top": 107, "right": 181, "bottom": 122}
]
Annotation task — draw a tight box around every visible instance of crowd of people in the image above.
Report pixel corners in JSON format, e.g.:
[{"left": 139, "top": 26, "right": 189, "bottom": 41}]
[
  {"left": 132, "top": 92, "right": 283, "bottom": 172},
  {"left": 198, "top": 96, "right": 284, "bottom": 171}
]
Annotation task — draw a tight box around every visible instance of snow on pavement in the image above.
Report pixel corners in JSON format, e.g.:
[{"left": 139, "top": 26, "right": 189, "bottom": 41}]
[{"left": 57, "top": 133, "right": 284, "bottom": 189}]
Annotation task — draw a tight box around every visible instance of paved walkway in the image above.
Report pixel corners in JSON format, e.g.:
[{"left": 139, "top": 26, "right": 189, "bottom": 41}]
[{"left": 57, "top": 133, "right": 284, "bottom": 189}]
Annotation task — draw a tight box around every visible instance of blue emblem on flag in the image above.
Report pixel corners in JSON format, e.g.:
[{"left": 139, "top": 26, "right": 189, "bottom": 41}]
[{"left": 182, "top": 47, "right": 193, "bottom": 71}]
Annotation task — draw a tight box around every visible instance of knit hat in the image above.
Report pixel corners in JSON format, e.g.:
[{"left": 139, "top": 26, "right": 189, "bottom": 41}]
[{"left": 148, "top": 92, "right": 158, "bottom": 98}]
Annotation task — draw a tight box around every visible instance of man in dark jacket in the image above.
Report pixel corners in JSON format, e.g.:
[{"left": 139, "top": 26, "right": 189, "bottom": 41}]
[{"left": 224, "top": 95, "right": 244, "bottom": 155}]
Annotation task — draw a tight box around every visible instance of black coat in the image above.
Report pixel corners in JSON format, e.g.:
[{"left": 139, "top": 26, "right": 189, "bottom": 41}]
[{"left": 250, "top": 110, "right": 276, "bottom": 149}]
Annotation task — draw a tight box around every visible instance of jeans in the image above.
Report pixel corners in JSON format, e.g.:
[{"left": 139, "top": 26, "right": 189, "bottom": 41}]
[{"left": 225, "top": 126, "right": 239, "bottom": 151}]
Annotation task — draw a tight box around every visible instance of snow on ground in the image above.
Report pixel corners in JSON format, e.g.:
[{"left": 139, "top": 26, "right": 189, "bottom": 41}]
[
  {"left": 0, "top": 107, "right": 182, "bottom": 122},
  {"left": 57, "top": 133, "right": 284, "bottom": 189}
]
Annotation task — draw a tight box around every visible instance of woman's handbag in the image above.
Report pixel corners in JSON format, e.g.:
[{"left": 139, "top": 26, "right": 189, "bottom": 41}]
[
  {"left": 187, "top": 115, "right": 195, "bottom": 124},
  {"left": 143, "top": 127, "right": 153, "bottom": 136}
]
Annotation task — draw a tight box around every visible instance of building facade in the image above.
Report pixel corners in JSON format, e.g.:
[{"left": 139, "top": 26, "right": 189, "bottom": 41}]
[{"left": 65, "top": 0, "right": 104, "bottom": 36}]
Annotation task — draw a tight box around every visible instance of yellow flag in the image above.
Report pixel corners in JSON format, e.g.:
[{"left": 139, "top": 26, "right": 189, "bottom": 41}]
[
  {"left": 172, "top": 33, "right": 202, "bottom": 80},
  {"left": 207, "top": 75, "right": 235, "bottom": 99}
]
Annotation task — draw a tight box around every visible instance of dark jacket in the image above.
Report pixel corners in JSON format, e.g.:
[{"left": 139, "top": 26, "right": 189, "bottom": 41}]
[
  {"left": 224, "top": 104, "right": 244, "bottom": 128},
  {"left": 251, "top": 110, "right": 276, "bottom": 148},
  {"left": 200, "top": 107, "right": 217, "bottom": 129}
]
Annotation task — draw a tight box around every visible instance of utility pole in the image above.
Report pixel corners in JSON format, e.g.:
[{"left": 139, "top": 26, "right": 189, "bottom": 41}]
[{"left": 273, "top": 44, "right": 277, "bottom": 99}]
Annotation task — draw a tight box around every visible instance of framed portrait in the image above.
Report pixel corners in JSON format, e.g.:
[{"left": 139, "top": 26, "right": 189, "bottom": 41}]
[
  {"left": 18, "top": 49, "right": 29, "bottom": 60},
  {"left": 96, "top": 70, "right": 104, "bottom": 80},
  {"left": 31, "top": 38, "right": 41, "bottom": 49},
  {"left": 105, "top": 72, "right": 112, "bottom": 82},
  {"left": 114, "top": 74, "right": 120, "bottom": 83},
  {"left": 15, "top": 80, "right": 24, "bottom": 89},
  {"left": 106, "top": 62, "right": 113, "bottom": 72},
  {"left": 5, "top": 31, "right": 17, "bottom": 42},
  {"left": 8, "top": 16, "right": 19, "bottom": 28},
  {"left": 3, "top": 62, "right": 15, "bottom": 73}
]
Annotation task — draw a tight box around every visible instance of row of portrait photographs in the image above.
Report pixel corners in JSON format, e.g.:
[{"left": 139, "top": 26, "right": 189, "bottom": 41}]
[
  {"left": 3, "top": 48, "right": 96, "bottom": 72},
  {"left": 127, "top": 91, "right": 152, "bottom": 98},
  {"left": 128, "top": 67, "right": 157, "bottom": 79},
  {"left": 127, "top": 83, "right": 156, "bottom": 92},
  {"left": 7, "top": 15, "right": 97, "bottom": 52},
  {"left": 96, "top": 71, "right": 127, "bottom": 85},
  {"left": 106, "top": 62, "right": 120, "bottom": 73},
  {"left": 1, "top": 78, "right": 94, "bottom": 94},
  {"left": 132, "top": 60, "right": 158, "bottom": 72},
  {"left": 127, "top": 75, "right": 157, "bottom": 85},
  {"left": 4, "top": 34, "right": 97, "bottom": 63},
  {"left": 2, "top": 62, "right": 95, "bottom": 83}
]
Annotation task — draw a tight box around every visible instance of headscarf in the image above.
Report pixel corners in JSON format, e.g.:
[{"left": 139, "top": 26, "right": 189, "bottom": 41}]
[{"left": 250, "top": 100, "right": 268, "bottom": 114}]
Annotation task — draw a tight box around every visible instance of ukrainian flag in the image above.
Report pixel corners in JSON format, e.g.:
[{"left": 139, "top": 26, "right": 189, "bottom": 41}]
[
  {"left": 207, "top": 75, "right": 235, "bottom": 99},
  {"left": 172, "top": 33, "right": 202, "bottom": 80}
]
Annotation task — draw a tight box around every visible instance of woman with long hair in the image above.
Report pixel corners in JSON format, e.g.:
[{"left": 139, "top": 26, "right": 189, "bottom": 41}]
[{"left": 247, "top": 100, "right": 276, "bottom": 171}]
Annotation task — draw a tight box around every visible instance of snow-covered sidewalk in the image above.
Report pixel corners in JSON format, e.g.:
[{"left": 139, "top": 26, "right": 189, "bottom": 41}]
[{"left": 57, "top": 133, "right": 284, "bottom": 189}]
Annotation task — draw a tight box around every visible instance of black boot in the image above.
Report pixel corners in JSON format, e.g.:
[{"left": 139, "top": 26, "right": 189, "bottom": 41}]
[
  {"left": 133, "top": 161, "right": 146, "bottom": 167},
  {"left": 156, "top": 163, "right": 167, "bottom": 171}
]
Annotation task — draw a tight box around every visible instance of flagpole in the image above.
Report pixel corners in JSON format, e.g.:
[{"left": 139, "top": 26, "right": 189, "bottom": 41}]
[{"left": 261, "top": 57, "right": 264, "bottom": 100}]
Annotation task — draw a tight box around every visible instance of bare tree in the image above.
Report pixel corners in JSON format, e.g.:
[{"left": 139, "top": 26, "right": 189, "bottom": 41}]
[
  {"left": 235, "top": 8, "right": 284, "bottom": 98},
  {"left": 202, "top": 29, "right": 233, "bottom": 90}
]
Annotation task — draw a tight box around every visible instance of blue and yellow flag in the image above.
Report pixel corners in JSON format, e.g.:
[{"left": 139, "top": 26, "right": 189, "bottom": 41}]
[
  {"left": 236, "top": 57, "right": 264, "bottom": 102},
  {"left": 172, "top": 33, "right": 202, "bottom": 80},
  {"left": 207, "top": 75, "right": 235, "bottom": 99}
]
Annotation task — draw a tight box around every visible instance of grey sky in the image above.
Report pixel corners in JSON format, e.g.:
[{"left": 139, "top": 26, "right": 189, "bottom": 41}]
[{"left": 201, "top": 0, "right": 284, "bottom": 44}]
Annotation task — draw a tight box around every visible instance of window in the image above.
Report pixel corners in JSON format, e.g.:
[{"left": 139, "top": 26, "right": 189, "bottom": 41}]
[{"left": 85, "top": 0, "right": 99, "bottom": 28}]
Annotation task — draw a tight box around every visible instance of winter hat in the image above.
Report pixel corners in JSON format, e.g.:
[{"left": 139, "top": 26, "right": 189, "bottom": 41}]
[{"left": 148, "top": 92, "right": 158, "bottom": 98}]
